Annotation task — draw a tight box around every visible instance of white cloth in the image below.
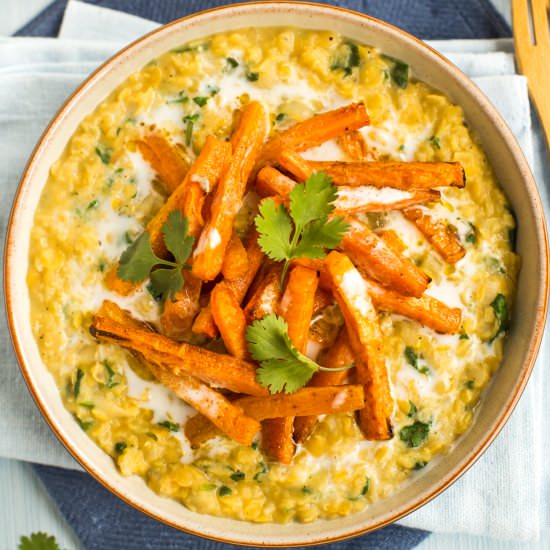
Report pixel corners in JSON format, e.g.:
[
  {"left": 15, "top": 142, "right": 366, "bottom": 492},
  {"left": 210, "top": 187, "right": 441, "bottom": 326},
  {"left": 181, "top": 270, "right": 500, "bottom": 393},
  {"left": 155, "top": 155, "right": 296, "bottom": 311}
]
[{"left": 0, "top": 0, "right": 548, "bottom": 541}]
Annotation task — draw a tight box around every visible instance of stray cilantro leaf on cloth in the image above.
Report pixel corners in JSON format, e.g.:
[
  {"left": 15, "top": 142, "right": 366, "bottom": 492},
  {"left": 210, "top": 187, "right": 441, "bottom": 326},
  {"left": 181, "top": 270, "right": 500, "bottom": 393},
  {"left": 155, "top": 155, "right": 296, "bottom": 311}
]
[
  {"left": 246, "top": 313, "right": 351, "bottom": 394},
  {"left": 399, "top": 420, "right": 430, "bottom": 447},
  {"left": 490, "top": 293, "right": 509, "bottom": 341},
  {"left": 19, "top": 532, "right": 60, "bottom": 550},
  {"left": 255, "top": 172, "right": 348, "bottom": 286},
  {"left": 117, "top": 210, "right": 194, "bottom": 302}
]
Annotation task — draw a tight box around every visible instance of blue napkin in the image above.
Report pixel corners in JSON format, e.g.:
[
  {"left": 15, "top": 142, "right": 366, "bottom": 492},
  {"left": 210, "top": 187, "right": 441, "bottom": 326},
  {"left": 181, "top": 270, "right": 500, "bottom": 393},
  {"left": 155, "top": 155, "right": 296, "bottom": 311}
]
[{"left": 15, "top": 1, "right": 513, "bottom": 549}]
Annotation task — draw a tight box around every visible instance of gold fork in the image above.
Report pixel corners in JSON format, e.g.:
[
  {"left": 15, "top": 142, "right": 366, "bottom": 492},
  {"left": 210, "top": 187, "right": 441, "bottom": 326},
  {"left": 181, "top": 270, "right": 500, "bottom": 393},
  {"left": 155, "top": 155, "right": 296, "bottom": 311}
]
[{"left": 512, "top": 0, "right": 550, "bottom": 148}]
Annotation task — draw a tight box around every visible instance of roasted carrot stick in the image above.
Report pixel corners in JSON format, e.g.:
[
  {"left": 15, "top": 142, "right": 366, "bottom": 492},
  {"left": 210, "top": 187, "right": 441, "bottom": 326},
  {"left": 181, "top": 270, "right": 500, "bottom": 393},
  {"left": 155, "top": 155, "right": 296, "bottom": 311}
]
[
  {"left": 262, "top": 266, "right": 318, "bottom": 463},
  {"left": 160, "top": 271, "right": 202, "bottom": 339},
  {"left": 277, "top": 149, "right": 313, "bottom": 182},
  {"left": 278, "top": 265, "right": 318, "bottom": 352},
  {"left": 192, "top": 230, "right": 264, "bottom": 337},
  {"left": 148, "top": 362, "right": 259, "bottom": 446},
  {"left": 324, "top": 251, "right": 393, "bottom": 440},
  {"left": 221, "top": 231, "right": 249, "bottom": 281},
  {"left": 94, "top": 301, "right": 259, "bottom": 445},
  {"left": 255, "top": 166, "right": 297, "bottom": 197},
  {"left": 137, "top": 135, "right": 190, "bottom": 194},
  {"left": 403, "top": 208, "right": 466, "bottom": 264},
  {"left": 211, "top": 282, "right": 248, "bottom": 359},
  {"left": 90, "top": 304, "right": 268, "bottom": 396},
  {"left": 377, "top": 229, "right": 407, "bottom": 254},
  {"left": 337, "top": 130, "right": 373, "bottom": 161},
  {"left": 256, "top": 165, "right": 440, "bottom": 214},
  {"left": 294, "top": 329, "right": 355, "bottom": 443},
  {"left": 334, "top": 187, "right": 440, "bottom": 214},
  {"left": 193, "top": 101, "right": 269, "bottom": 281},
  {"left": 243, "top": 265, "right": 283, "bottom": 323},
  {"left": 257, "top": 103, "right": 369, "bottom": 167},
  {"left": 306, "top": 161, "right": 466, "bottom": 189},
  {"left": 148, "top": 135, "right": 231, "bottom": 256},
  {"left": 363, "top": 277, "right": 462, "bottom": 333},
  {"left": 185, "top": 384, "right": 365, "bottom": 448},
  {"left": 341, "top": 217, "right": 430, "bottom": 297},
  {"left": 105, "top": 136, "right": 230, "bottom": 296}
]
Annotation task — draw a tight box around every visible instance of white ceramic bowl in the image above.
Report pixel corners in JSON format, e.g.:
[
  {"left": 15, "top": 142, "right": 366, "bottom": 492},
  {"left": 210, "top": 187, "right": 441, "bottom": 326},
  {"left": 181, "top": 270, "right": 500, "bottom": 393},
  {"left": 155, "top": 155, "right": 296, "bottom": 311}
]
[{"left": 5, "top": 2, "right": 549, "bottom": 545}]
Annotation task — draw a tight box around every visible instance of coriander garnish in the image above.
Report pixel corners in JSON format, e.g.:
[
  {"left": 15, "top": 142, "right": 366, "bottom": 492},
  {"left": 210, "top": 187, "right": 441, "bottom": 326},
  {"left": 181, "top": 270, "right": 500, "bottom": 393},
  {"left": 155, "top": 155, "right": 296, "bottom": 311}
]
[{"left": 254, "top": 171, "right": 348, "bottom": 286}]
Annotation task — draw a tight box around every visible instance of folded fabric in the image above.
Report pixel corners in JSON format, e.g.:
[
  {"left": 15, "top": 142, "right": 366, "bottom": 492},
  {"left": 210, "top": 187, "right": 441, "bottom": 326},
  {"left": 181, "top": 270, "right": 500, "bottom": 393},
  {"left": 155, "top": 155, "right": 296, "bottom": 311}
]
[{"left": 1, "top": 0, "right": 547, "bottom": 543}]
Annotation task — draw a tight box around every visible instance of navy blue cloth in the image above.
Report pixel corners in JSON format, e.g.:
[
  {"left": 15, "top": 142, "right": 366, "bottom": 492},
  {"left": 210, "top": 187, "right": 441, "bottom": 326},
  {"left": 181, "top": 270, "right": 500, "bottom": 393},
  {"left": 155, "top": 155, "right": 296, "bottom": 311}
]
[
  {"left": 34, "top": 464, "right": 429, "bottom": 550},
  {"left": 17, "top": 1, "right": 510, "bottom": 548},
  {"left": 16, "top": 0, "right": 511, "bottom": 39}
]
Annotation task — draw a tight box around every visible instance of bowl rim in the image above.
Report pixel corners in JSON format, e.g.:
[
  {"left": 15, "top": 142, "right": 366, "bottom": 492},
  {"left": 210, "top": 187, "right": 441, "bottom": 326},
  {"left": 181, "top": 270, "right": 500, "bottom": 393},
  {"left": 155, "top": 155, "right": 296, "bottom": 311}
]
[{"left": 4, "top": 1, "right": 549, "bottom": 546}]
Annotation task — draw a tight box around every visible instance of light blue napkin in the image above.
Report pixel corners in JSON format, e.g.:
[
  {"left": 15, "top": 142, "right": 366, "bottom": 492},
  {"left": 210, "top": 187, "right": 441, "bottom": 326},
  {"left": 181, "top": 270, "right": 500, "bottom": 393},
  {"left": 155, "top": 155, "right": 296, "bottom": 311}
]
[{"left": 0, "top": 0, "right": 548, "bottom": 541}]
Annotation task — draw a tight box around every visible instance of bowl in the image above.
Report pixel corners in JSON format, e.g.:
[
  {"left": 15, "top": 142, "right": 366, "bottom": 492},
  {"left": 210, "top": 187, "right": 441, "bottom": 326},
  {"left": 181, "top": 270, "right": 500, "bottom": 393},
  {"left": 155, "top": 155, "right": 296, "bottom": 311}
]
[{"left": 4, "top": 1, "right": 549, "bottom": 545}]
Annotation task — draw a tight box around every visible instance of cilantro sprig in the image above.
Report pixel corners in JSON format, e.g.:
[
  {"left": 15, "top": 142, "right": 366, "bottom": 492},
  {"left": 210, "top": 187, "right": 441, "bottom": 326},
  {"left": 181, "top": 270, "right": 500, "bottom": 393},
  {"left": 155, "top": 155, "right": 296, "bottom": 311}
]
[
  {"left": 117, "top": 210, "right": 194, "bottom": 302},
  {"left": 19, "top": 532, "right": 60, "bottom": 550},
  {"left": 255, "top": 172, "right": 348, "bottom": 286},
  {"left": 246, "top": 313, "right": 352, "bottom": 394}
]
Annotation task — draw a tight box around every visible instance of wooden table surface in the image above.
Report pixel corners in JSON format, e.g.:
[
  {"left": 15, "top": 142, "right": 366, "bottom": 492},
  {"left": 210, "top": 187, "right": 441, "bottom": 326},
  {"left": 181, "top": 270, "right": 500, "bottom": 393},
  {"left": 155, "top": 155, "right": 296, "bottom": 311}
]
[{"left": 0, "top": 1, "right": 543, "bottom": 549}]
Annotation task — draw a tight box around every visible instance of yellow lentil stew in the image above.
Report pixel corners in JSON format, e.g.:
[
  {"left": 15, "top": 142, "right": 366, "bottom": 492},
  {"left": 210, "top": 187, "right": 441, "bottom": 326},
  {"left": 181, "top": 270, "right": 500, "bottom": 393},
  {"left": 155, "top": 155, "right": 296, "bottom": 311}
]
[{"left": 28, "top": 28, "right": 519, "bottom": 523}]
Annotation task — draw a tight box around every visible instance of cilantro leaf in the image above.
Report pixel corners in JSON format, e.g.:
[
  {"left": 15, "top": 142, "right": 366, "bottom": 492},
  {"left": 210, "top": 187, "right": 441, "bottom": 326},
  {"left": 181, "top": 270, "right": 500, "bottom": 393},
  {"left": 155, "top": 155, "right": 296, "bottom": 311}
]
[
  {"left": 289, "top": 171, "right": 338, "bottom": 229},
  {"left": 116, "top": 212, "right": 194, "bottom": 302},
  {"left": 247, "top": 314, "right": 346, "bottom": 394},
  {"left": 293, "top": 217, "right": 349, "bottom": 259},
  {"left": 399, "top": 420, "right": 430, "bottom": 447},
  {"left": 490, "top": 293, "right": 509, "bottom": 340},
  {"left": 19, "top": 532, "right": 60, "bottom": 550},
  {"left": 255, "top": 200, "right": 293, "bottom": 262},
  {"left": 254, "top": 172, "right": 348, "bottom": 286},
  {"left": 149, "top": 268, "right": 184, "bottom": 302},
  {"left": 117, "top": 232, "right": 159, "bottom": 283},
  {"left": 391, "top": 61, "right": 409, "bottom": 88},
  {"left": 162, "top": 210, "right": 194, "bottom": 265}
]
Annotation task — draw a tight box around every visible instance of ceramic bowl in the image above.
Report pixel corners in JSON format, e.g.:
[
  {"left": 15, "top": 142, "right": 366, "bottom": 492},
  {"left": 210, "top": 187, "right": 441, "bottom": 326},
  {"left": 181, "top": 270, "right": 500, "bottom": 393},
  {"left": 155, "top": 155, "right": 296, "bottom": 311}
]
[{"left": 4, "top": 2, "right": 549, "bottom": 545}]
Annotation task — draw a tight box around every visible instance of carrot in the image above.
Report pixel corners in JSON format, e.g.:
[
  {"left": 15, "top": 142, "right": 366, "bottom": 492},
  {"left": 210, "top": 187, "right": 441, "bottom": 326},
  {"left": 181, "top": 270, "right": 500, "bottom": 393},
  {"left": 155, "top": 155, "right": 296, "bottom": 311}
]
[
  {"left": 193, "top": 101, "right": 269, "bottom": 281},
  {"left": 306, "top": 161, "right": 466, "bottom": 189},
  {"left": 256, "top": 165, "right": 440, "bottom": 214},
  {"left": 95, "top": 301, "right": 259, "bottom": 445},
  {"left": 160, "top": 272, "right": 202, "bottom": 340},
  {"left": 337, "top": 130, "right": 374, "bottom": 161},
  {"left": 192, "top": 230, "right": 264, "bottom": 337},
  {"left": 255, "top": 166, "right": 297, "bottom": 197},
  {"left": 90, "top": 303, "right": 268, "bottom": 396},
  {"left": 278, "top": 265, "right": 318, "bottom": 352},
  {"left": 363, "top": 277, "right": 462, "bottom": 334},
  {"left": 104, "top": 265, "right": 139, "bottom": 296},
  {"left": 137, "top": 135, "right": 190, "bottom": 194},
  {"left": 294, "top": 329, "right": 355, "bottom": 443},
  {"left": 334, "top": 187, "right": 440, "bottom": 214},
  {"left": 262, "top": 265, "right": 318, "bottom": 463},
  {"left": 312, "top": 286, "right": 334, "bottom": 315},
  {"left": 324, "top": 251, "right": 393, "bottom": 440},
  {"left": 147, "top": 362, "right": 259, "bottom": 446},
  {"left": 276, "top": 149, "right": 313, "bottom": 182},
  {"left": 403, "top": 208, "right": 466, "bottom": 264},
  {"left": 210, "top": 282, "right": 248, "bottom": 359},
  {"left": 257, "top": 103, "right": 369, "bottom": 168},
  {"left": 243, "top": 265, "right": 283, "bottom": 323},
  {"left": 221, "top": 231, "right": 249, "bottom": 281},
  {"left": 341, "top": 217, "right": 430, "bottom": 297},
  {"left": 191, "top": 306, "right": 219, "bottom": 339},
  {"left": 148, "top": 135, "right": 231, "bottom": 256},
  {"left": 105, "top": 136, "right": 230, "bottom": 296},
  {"left": 185, "top": 384, "right": 364, "bottom": 448},
  {"left": 377, "top": 229, "right": 406, "bottom": 254}
]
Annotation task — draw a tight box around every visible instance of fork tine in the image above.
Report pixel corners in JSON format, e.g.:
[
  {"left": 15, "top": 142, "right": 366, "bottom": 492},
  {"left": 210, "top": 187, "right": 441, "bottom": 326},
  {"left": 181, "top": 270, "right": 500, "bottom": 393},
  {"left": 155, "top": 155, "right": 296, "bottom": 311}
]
[
  {"left": 531, "top": 0, "right": 550, "bottom": 44},
  {"left": 512, "top": 0, "right": 533, "bottom": 48}
]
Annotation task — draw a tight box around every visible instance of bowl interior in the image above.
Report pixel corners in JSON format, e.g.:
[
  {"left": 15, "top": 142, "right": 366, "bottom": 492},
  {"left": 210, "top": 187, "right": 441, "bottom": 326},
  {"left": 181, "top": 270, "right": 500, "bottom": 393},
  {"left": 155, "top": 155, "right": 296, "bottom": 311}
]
[{"left": 5, "top": 2, "right": 548, "bottom": 546}]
